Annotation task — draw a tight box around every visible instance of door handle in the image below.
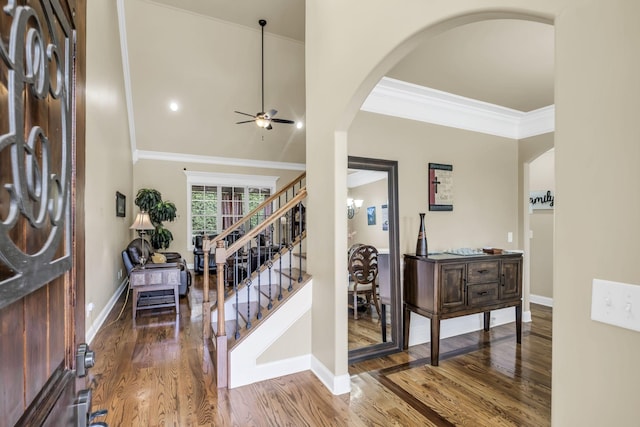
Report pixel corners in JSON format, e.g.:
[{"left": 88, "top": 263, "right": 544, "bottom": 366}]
[{"left": 76, "top": 343, "right": 95, "bottom": 378}]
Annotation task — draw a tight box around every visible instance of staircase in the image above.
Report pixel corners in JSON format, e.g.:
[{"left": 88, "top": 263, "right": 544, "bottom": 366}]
[{"left": 201, "top": 173, "right": 310, "bottom": 388}]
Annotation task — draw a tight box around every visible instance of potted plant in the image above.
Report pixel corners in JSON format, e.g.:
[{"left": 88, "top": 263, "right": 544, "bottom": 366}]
[{"left": 134, "top": 188, "right": 177, "bottom": 250}]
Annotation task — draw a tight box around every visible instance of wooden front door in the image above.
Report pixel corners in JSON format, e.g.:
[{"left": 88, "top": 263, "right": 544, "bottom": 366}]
[{"left": 0, "top": 1, "right": 86, "bottom": 426}]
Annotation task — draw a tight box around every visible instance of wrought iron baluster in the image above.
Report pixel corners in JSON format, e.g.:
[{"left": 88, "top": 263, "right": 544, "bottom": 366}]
[
  {"left": 278, "top": 240, "right": 283, "bottom": 301},
  {"left": 233, "top": 261, "right": 240, "bottom": 340},
  {"left": 266, "top": 259, "right": 273, "bottom": 310},
  {"left": 255, "top": 242, "right": 262, "bottom": 320},
  {"left": 298, "top": 201, "right": 304, "bottom": 282},
  {"left": 245, "top": 276, "right": 252, "bottom": 329},
  {"left": 287, "top": 241, "right": 294, "bottom": 292}
]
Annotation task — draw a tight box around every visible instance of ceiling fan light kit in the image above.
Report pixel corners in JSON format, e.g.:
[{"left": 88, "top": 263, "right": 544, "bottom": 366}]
[{"left": 235, "top": 19, "right": 297, "bottom": 131}]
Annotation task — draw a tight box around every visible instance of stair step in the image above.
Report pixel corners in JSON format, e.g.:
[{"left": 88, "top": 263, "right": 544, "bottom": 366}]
[
  {"left": 212, "top": 319, "right": 239, "bottom": 338},
  {"left": 292, "top": 252, "right": 306, "bottom": 259},
  {"left": 274, "top": 267, "right": 309, "bottom": 282},
  {"left": 234, "top": 301, "right": 263, "bottom": 323},
  {"left": 257, "top": 283, "right": 287, "bottom": 301}
]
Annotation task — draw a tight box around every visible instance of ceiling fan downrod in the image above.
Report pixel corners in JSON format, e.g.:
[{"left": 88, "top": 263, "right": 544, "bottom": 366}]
[
  {"left": 233, "top": 19, "right": 297, "bottom": 130},
  {"left": 260, "top": 19, "right": 266, "bottom": 115}
]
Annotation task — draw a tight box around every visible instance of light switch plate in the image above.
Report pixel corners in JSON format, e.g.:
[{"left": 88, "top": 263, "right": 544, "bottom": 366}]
[{"left": 591, "top": 279, "right": 640, "bottom": 332}]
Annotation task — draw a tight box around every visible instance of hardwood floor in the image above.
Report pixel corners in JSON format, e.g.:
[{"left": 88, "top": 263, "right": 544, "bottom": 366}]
[
  {"left": 89, "top": 274, "right": 551, "bottom": 426},
  {"left": 348, "top": 304, "right": 392, "bottom": 350}
]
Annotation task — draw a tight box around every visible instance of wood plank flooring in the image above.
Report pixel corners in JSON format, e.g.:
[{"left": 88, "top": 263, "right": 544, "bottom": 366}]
[{"left": 89, "top": 274, "right": 551, "bottom": 426}]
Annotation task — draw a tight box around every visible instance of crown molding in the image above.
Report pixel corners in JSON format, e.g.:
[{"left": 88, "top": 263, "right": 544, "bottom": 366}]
[
  {"left": 362, "top": 77, "right": 554, "bottom": 140},
  {"left": 134, "top": 150, "right": 306, "bottom": 171}
]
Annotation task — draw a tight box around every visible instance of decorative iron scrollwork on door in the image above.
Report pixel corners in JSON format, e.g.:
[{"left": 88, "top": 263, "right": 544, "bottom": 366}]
[{"left": 0, "top": 0, "right": 74, "bottom": 309}]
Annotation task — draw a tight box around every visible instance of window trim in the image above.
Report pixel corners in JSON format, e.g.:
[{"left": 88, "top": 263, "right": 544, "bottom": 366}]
[{"left": 185, "top": 171, "right": 279, "bottom": 250}]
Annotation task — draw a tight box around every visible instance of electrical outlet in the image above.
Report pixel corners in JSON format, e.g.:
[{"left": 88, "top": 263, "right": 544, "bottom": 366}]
[
  {"left": 591, "top": 279, "right": 640, "bottom": 332},
  {"left": 117, "top": 269, "right": 122, "bottom": 280},
  {"left": 86, "top": 302, "right": 94, "bottom": 318},
  {"left": 507, "top": 232, "right": 513, "bottom": 243}
]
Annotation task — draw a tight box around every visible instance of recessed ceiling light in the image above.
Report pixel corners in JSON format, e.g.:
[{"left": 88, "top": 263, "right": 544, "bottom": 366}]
[{"left": 169, "top": 101, "right": 179, "bottom": 112}]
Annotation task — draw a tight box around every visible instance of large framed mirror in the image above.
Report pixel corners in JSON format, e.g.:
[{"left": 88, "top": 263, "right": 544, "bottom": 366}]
[{"left": 347, "top": 156, "right": 402, "bottom": 362}]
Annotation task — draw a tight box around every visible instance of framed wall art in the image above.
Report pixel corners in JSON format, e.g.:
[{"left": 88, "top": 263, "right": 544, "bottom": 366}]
[
  {"left": 116, "top": 191, "right": 126, "bottom": 217},
  {"left": 429, "top": 163, "right": 453, "bottom": 211},
  {"left": 367, "top": 206, "right": 376, "bottom": 225}
]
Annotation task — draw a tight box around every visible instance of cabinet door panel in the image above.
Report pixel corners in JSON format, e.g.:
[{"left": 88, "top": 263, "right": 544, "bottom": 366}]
[
  {"left": 439, "top": 263, "right": 466, "bottom": 312},
  {"left": 500, "top": 258, "right": 522, "bottom": 300}
]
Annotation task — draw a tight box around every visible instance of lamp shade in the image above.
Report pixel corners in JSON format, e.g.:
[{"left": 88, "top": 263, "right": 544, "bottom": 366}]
[{"left": 130, "top": 212, "right": 155, "bottom": 230}]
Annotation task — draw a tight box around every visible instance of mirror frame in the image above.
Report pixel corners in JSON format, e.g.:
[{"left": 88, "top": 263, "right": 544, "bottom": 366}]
[{"left": 348, "top": 156, "right": 403, "bottom": 363}]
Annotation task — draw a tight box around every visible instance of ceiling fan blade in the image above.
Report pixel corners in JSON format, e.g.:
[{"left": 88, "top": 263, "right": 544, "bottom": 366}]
[
  {"left": 271, "top": 118, "right": 295, "bottom": 124},
  {"left": 267, "top": 109, "right": 278, "bottom": 118},
  {"left": 234, "top": 111, "right": 256, "bottom": 118},
  {"left": 236, "top": 120, "right": 255, "bottom": 124},
  {"left": 266, "top": 123, "right": 273, "bottom": 130}
]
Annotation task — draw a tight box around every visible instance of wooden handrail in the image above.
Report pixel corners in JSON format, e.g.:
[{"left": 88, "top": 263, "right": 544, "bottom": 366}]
[
  {"left": 226, "top": 189, "right": 306, "bottom": 255},
  {"left": 207, "top": 171, "right": 305, "bottom": 246}
]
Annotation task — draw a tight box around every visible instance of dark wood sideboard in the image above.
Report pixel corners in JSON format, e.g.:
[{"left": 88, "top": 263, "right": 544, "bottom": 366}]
[{"left": 403, "top": 252, "right": 523, "bottom": 366}]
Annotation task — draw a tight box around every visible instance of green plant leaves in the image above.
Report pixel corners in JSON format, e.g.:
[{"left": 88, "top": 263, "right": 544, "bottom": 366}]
[
  {"left": 134, "top": 188, "right": 177, "bottom": 249},
  {"left": 150, "top": 226, "right": 174, "bottom": 250}
]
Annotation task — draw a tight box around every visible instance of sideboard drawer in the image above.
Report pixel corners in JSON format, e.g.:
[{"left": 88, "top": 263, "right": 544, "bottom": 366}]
[
  {"left": 467, "top": 261, "right": 499, "bottom": 284},
  {"left": 467, "top": 283, "right": 500, "bottom": 306}
]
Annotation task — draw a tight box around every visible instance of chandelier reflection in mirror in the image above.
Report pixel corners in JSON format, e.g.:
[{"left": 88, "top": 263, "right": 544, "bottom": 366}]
[{"left": 347, "top": 198, "right": 364, "bottom": 219}]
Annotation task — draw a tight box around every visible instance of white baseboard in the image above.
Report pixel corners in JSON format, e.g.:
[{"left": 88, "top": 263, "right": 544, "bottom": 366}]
[
  {"left": 530, "top": 294, "right": 554, "bottom": 307},
  {"left": 310, "top": 355, "right": 351, "bottom": 396},
  {"left": 86, "top": 279, "right": 128, "bottom": 344}
]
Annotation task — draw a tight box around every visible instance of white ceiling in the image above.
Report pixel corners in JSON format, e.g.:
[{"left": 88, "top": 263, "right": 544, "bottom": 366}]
[
  {"left": 148, "top": 0, "right": 554, "bottom": 113},
  {"left": 150, "top": 0, "right": 306, "bottom": 41}
]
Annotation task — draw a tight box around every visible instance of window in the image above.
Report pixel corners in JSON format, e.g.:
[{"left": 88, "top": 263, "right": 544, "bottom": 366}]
[
  {"left": 185, "top": 172, "right": 278, "bottom": 248},
  {"left": 191, "top": 185, "right": 218, "bottom": 237}
]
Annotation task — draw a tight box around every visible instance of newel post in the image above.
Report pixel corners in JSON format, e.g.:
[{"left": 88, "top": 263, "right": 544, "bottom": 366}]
[
  {"left": 215, "top": 240, "right": 228, "bottom": 388},
  {"left": 202, "top": 240, "right": 212, "bottom": 338}
]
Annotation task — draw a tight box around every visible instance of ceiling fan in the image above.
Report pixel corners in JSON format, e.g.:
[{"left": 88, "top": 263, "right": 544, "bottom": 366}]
[{"left": 235, "top": 19, "right": 296, "bottom": 130}]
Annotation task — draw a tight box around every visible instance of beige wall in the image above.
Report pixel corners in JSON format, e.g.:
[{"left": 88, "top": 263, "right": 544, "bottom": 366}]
[
  {"left": 257, "top": 310, "right": 312, "bottom": 363},
  {"left": 85, "top": 0, "right": 134, "bottom": 335},
  {"left": 518, "top": 133, "right": 554, "bottom": 312},
  {"left": 308, "top": 0, "right": 640, "bottom": 423},
  {"left": 349, "top": 112, "right": 519, "bottom": 255},
  {"left": 554, "top": 1, "right": 640, "bottom": 424},
  {"left": 529, "top": 150, "right": 554, "bottom": 299},
  {"left": 348, "top": 178, "right": 389, "bottom": 250}
]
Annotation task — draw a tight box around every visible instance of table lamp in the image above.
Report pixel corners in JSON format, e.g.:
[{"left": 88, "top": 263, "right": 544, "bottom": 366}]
[{"left": 130, "top": 211, "right": 155, "bottom": 266}]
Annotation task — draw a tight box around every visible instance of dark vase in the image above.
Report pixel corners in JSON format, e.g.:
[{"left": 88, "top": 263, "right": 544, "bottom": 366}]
[{"left": 416, "top": 213, "right": 428, "bottom": 256}]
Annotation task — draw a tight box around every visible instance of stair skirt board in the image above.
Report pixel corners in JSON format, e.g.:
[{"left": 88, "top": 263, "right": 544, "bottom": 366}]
[{"left": 228, "top": 280, "right": 313, "bottom": 389}]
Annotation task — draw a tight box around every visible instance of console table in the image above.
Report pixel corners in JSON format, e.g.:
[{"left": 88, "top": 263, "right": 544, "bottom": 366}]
[
  {"left": 129, "top": 266, "right": 181, "bottom": 318},
  {"left": 403, "top": 252, "right": 522, "bottom": 366}
]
